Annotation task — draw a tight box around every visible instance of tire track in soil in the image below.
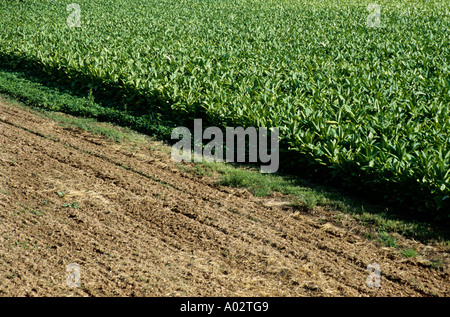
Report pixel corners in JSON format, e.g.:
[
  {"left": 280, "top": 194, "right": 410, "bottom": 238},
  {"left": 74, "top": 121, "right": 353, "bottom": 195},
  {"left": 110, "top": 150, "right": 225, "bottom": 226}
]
[{"left": 0, "top": 99, "right": 448, "bottom": 296}]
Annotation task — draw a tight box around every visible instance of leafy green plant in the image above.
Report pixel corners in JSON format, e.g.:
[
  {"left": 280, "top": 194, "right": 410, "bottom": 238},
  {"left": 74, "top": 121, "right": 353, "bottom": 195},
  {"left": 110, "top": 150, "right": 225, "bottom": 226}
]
[{"left": 0, "top": 0, "right": 448, "bottom": 219}]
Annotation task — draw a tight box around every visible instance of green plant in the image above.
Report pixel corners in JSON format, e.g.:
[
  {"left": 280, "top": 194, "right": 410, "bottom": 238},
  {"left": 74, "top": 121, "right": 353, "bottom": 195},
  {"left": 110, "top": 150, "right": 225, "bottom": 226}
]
[
  {"left": 430, "top": 258, "right": 444, "bottom": 271},
  {"left": 6, "top": 273, "right": 19, "bottom": 280},
  {"left": 400, "top": 248, "right": 419, "bottom": 258},
  {"left": 377, "top": 231, "right": 398, "bottom": 248},
  {"left": 63, "top": 202, "right": 80, "bottom": 209},
  {"left": 31, "top": 209, "right": 42, "bottom": 217},
  {"left": 0, "top": 0, "right": 448, "bottom": 219}
]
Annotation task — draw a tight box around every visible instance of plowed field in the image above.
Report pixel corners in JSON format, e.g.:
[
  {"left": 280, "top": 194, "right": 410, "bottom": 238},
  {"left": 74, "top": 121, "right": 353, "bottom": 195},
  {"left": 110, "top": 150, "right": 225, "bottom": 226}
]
[{"left": 0, "top": 97, "right": 448, "bottom": 297}]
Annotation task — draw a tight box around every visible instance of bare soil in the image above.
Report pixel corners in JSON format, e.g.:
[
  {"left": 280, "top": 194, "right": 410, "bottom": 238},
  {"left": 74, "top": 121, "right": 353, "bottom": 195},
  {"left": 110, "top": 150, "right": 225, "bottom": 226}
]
[{"left": 0, "top": 97, "right": 448, "bottom": 297}]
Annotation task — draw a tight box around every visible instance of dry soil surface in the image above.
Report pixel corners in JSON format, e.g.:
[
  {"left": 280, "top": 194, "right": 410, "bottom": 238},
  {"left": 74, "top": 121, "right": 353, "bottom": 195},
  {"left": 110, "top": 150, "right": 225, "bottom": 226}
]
[{"left": 0, "top": 97, "right": 448, "bottom": 297}]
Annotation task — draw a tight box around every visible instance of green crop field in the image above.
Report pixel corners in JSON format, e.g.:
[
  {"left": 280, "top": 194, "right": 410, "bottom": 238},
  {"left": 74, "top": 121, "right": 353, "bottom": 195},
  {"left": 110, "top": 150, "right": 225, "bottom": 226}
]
[{"left": 0, "top": 0, "right": 449, "bottom": 218}]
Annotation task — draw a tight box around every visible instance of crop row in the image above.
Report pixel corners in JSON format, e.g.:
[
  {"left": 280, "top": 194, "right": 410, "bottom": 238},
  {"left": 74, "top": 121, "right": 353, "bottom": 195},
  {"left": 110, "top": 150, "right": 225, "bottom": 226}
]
[{"left": 0, "top": 0, "right": 449, "bottom": 217}]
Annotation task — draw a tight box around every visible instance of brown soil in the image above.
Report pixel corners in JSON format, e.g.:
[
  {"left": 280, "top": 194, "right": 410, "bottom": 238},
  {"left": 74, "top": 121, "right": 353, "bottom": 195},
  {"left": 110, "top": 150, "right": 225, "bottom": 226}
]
[{"left": 0, "top": 97, "right": 448, "bottom": 297}]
